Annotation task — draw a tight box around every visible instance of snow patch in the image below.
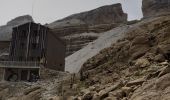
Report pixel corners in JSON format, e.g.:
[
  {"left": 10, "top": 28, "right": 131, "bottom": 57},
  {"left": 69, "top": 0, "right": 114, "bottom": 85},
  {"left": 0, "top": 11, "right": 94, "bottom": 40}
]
[{"left": 65, "top": 26, "right": 129, "bottom": 73}]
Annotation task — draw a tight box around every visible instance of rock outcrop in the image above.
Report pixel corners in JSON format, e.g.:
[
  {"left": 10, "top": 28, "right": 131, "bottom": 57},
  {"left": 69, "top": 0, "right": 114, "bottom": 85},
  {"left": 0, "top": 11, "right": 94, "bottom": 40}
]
[
  {"left": 0, "top": 15, "right": 33, "bottom": 41},
  {"left": 49, "top": 3, "right": 127, "bottom": 28},
  {"left": 142, "top": 0, "right": 170, "bottom": 18},
  {"left": 49, "top": 3, "right": 127, "bottom": 56}
]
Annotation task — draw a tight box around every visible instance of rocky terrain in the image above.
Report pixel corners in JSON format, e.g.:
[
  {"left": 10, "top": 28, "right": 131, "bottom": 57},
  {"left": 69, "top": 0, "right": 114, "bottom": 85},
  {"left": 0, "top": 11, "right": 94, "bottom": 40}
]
[
  {"left": 74, "top": 15, "right": 170, "bottom": 100},
  {"left": 0, "top": 68, "right": 70, "bottom": 100},
  {"left": 0, "top": 15, "right": 33, "bottom": 41},
  {"left": 142, "top": 0, "right": 170, "bottom": 18}
]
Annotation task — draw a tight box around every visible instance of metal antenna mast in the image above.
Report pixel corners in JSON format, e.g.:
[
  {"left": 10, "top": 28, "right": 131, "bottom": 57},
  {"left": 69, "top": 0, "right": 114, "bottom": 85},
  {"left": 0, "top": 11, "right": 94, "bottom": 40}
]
[{"left": 32, "top": 0, "right": 36, "bottom": 19}]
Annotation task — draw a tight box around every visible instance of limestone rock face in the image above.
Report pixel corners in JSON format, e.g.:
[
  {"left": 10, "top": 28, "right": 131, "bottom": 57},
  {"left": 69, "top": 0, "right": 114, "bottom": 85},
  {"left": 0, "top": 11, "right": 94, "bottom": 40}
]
[
  {"left": 49, "top": 3, "right": 127, "bottom": 56},
  {"left": 0, "top": 15, "right": 33, "bottom": 40},
  {"left": 49, "top": 3, "right": 127, "bottom": 28},
  {"left": 142, "top": 0, "right": 170, "bottom": 18}
]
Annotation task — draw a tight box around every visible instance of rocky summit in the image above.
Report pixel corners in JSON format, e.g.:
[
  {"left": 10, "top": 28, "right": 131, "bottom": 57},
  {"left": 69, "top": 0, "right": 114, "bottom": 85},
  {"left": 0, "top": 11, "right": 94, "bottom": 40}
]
[
  {"left": 49, "top": 3, "right": 127, "bottom": 28},
  {"left": 142, "top": 0, "right": 170, "bottom": 18},
  {"left": 49, "top": 3, "right": 127, "bottom": 56},
  {"left": 0, "top": 15, "right": 33, "bottom": 41}
]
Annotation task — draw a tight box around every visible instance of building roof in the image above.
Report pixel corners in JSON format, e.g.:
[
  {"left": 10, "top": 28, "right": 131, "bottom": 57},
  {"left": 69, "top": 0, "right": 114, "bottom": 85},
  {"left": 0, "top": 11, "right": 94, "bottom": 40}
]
[
  {"left": 13, "top": 22, "right": 46, "bottom": 29},
  {"left": 12, "top": 22, "right": 66, "bottom": 46}
]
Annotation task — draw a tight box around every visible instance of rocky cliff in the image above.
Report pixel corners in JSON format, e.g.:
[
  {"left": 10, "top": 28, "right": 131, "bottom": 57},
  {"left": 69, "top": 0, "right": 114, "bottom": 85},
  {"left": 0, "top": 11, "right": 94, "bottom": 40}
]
[
  {"left": 142, "top": 0, "right": 170, "bottom": 18},
  {"left": 0, "top": 15, "right": 33, "bottom": 41},
  {"left": 49, "top": 3, "right": 127, "bottom": 56},
  {"left": 49, "top": 3, "right": 127, "bottom": 28},
  {"left": 51, "top": 23, "right": 119, "bottom": 56}
]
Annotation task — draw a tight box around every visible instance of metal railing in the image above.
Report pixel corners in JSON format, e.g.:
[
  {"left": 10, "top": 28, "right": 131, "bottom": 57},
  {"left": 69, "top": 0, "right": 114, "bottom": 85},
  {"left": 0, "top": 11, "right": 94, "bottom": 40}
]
[{"left": 0, "top": 61, "right": 40, "bottom": 68}]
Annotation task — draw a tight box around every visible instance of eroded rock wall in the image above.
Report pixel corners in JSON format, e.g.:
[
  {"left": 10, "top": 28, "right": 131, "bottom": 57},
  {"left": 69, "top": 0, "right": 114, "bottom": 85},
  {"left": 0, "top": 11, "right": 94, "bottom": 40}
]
[
  {"left": 142, "top": 0, "right": 170, "bottom": 18},
  {"left": 49, "top": 3, "right": 127, "bottom": 56}
]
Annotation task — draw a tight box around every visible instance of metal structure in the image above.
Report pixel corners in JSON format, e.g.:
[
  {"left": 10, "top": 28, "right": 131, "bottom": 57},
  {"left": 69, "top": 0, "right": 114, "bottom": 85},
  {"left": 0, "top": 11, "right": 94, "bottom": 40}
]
[
  {"left": 0, "top": 22, "right": 66, "bottom": 82},
  {"left": 0, "top": 61, "right": 40, "bottom": 68}
]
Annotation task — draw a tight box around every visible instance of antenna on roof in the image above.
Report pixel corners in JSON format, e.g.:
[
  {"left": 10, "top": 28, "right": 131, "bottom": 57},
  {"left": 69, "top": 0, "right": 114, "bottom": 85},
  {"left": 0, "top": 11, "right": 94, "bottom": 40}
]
[{"left": 32, "top": 0, "right": 36, "bottom": 20}]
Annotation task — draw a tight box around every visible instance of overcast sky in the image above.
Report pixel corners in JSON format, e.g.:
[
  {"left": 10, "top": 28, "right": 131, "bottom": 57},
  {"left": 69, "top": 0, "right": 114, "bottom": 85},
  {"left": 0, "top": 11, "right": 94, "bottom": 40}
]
[{"left": 0, "top": 0, "right": 143, "bottom": 26}]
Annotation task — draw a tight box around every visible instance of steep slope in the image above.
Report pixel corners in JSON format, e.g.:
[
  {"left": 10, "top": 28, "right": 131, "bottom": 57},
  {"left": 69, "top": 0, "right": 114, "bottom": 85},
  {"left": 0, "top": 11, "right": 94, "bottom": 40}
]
[
  {"left": 76, "top": 15, "right": 170, "bottom": 99},
  {"left": 0, "top": 15, "right": 33, "bottom": 40}
]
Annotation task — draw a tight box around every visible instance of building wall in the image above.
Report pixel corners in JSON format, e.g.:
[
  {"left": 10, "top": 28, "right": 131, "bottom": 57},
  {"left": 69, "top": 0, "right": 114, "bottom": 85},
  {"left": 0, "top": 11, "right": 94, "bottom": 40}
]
[
  {"left": 4, "top": 68, "right": 39, "bottom": 81},
  {"left": 46, "top": 31, "right": 66, "bottom": 71},
  {"left": 9, "top": 22, "right": 47, "bottom": 61},
  {"left": 0, "top": 68, "right": 5, "bottom": 81},
  {"left": 9, "top": 22, "right": 65, "bottom": 72}
]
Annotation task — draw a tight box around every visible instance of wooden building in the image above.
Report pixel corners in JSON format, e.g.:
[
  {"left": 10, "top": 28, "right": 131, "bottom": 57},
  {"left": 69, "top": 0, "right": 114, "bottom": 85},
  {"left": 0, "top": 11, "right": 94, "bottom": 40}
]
[
  {"left": 0, "top": 22, "right": 66, "bottom": 81},
  {"left": 0, "top": 40, "right": 10, "bottom": 61}
]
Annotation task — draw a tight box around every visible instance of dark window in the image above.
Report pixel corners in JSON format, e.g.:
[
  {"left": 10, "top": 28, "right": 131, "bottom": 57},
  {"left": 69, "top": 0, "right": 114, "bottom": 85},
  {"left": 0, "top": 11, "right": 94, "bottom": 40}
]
[
  {"left": 60, "top": 64, "right": 63, "bottom": 67},
  {"left": 31, "top": 43, "right": 38, "bottom": 49},
  {"left": 20, "top": 30, "right": 27, "bottom": 38},
  {"left": 30, "top": 57, "right": 34, "bottom": 61},
  {"left": 20, "top": 43, "right": 25, "bottom": 49},
  {"left": 33, "top": 30, "right": 38, "bottom": 37},
  {"left": 19, "top": 56, "right": 23, "bottom": 61},
  {"left": 37, "top": 57, "right": 40, "bottom": 61}
]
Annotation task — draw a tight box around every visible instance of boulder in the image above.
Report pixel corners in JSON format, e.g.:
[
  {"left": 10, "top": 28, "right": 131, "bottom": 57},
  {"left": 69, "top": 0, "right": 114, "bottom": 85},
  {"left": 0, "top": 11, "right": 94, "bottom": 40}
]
[
  {"left": 154, "top": 54, "right": 165, "bottom": 62},
  {"left": 89, "top": 86, "right": 96, "bottom": 91},
  {"left": 126, "top": 78, "right": 145, "bottom": 87},
  {"left": 23, "top": 86, "right": 41, "bottom": 95},
  {"left": 131, "top": 36, "right": 149, "bottom": 46},
  {"left": 98, "top": 82, "right": 123, "bottom": 99},
  {"left": 0, "top": 88, "right": 9, "bottom": 100},
  {"left": 158, "top": 65, "right": 170, "bottom": 77},
  {"left": 7, "top": 97, "right": 18, "bottom": 100},
  {"left": 92, "top": 93, "right": 100, "bottom": 100},
  {"left": 80, "top": 89, "right": 91, "bottom": 96},
  {"left": 22, "top": 88, "right": 44, "bottom": 100},
  {"left": 158, "top": 44, "right": 170, "bottom": 55},
  {"left": 156, "top": 73, "right": 170, "bottom": 90},
  {"left": 82, "top": 92, "right": 96, "bottom": 100},
  {"left": 121, "top": 87, "right": 133, "bottom": 96},
  {"left": 103, "top": 97, "right": 117, "bottom": 100},
  {"left": 108, "top": 90, "right": 124, "bottom": 99},
  {"left": 135, "top": 58, "right": 150, "bottom": 68},
  {"left": 48, "top": 96, "right": 60, "bottom": 100},
  {"left": 158, "top": 61, "right": 169, "bottom": 66}
]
